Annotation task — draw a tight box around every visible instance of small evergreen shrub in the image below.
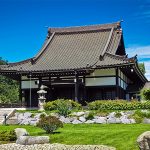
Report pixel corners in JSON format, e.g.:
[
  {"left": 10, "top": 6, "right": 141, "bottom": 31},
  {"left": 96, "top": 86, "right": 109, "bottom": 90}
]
[
  {"left": 85, "top": 112, "right": 94, "bottom": 120},
  {"left": 133, "top": 110, "right": 150, "bottom": 119},
  {"left": 115, "top": 112, "right": 122, "bottom": 118},
  {"left": 44, "top": 99, "right": 82, "bottom": 116},
  {"left": 37, "top": 115, "right": 63, "bottom": 133},
  {"left": 88, "top": 100, "right": 150, "bottom": 110},
  {"left": 0, "top": 130, "right": 17, "bottom": 141},
  {"left": 132, "top": 114, "right": 143, "bottom": 123},
  {"left": 40, "top": 113, "right": 46, "bottom": 118},
  {"left": 56, "top": 101, "right": 71, "bottom": 117}
]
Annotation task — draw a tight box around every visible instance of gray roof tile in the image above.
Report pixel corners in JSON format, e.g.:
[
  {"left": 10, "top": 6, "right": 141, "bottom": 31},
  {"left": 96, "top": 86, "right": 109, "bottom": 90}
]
[{"left": 0, "top": 22, "right": 131, "bottom": 72}]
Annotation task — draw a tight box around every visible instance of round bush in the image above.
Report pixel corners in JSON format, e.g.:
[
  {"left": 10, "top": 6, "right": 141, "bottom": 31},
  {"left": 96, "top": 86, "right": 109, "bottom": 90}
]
[
  {"left": 37, "top": 115, "right": 63, "bottom": 133},
  {"left": 44, "top": 99, "right": 82, "bottom": 115}
]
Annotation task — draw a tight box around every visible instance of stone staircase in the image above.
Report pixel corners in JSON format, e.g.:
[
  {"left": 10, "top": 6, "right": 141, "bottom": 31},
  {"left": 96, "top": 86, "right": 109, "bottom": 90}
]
[{"left": 0, "top": 108, "right": 16, "bottom": 124}]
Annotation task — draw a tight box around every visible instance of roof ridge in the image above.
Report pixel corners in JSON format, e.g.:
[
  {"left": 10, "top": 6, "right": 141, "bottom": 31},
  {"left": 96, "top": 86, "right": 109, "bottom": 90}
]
[
  {"left": 48, "top": 21, "right": 121, "bottom": 34},
  {"left": 100, "top": 27, "right": 114, "bottom": 57},
  {"left": 34, "top": 32, "right": 55, "bottom": 62}
]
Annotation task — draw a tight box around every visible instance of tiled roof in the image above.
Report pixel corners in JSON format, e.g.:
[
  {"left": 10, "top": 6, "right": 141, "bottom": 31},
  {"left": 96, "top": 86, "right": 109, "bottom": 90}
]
[{"left": 0, "top": 21, "right": 133, "bottom": 73}]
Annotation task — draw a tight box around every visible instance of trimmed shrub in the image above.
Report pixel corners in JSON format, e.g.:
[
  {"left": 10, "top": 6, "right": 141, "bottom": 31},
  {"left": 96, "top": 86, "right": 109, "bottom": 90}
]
[
  {"left": 115, "top": 112, "right": 122, "bottom": 118},
  {"left": 88, "top": 100, "right": 150, "bottom": 110},
  {"left": 44, "top": 99, "right": 82, "bottom": 116},
  {"left": 85, "top": 112, "right": 94, "bottom": 120},
  {"left": 37, "top": 115, "right": 63, "bottom": 133},
  {"left": 56, "top": 101, "right": 71, "bottom": 117},
  {"left": 0, "top": 130, "right": 17, "bottom": 141}
]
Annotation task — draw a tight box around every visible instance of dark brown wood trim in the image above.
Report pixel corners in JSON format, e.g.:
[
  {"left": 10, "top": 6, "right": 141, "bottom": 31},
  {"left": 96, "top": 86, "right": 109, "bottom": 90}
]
[{"left": 85, "top": 75, "right": 116, "bottom": 78}]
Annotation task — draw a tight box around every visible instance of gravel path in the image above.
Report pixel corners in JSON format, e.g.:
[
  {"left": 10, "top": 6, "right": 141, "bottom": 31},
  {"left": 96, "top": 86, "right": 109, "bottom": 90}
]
[{"left": 0, "top": 143, "right": 116, "bottom": 150}]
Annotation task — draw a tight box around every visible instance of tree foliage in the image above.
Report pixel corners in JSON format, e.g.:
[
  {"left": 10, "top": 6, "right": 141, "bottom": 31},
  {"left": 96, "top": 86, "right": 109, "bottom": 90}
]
[
  {"left": 0, "top": 57, "right": 19, "bottom": 103},
  {"left": 140, "top": 88, "right": 150, "bottom": 100},
  {"left": 138, "top": 63, "right": 146, "bottom": 74}
]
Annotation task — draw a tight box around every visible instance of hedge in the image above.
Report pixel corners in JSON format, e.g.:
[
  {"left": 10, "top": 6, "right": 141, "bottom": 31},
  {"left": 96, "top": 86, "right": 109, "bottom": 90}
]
[{"left": 88, "top": 100, "right": 150, "bottom": 110}]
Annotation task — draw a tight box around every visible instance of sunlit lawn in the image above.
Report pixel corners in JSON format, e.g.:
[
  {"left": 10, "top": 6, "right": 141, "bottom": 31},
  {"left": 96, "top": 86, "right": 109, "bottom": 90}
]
[{"left": 0, "top": 124, "right": 149, "bottom": 150}]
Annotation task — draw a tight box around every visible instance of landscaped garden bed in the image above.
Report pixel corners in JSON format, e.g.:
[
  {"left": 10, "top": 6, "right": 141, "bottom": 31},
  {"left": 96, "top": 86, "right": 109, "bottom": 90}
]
[
  {"left": 0, "top": 124, "right": 150, "bottom": 150},
  {"left": 2, "top": 99, "right": 150, "bottom": 150}
]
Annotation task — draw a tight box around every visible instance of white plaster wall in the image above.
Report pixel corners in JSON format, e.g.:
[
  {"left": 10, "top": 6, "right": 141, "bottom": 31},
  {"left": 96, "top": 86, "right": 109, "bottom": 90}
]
[
  {"left": 21, "top": 81, "right": 38, "bottom": 89},
  {"left": 85, "top": 77, "right": 116, "bottom": 86},
  {"left": 85, "top": 69, "right": 116, "bottom": 86},
  {"left": 88, "top": 68, "right": 116, "bottom": 77}
]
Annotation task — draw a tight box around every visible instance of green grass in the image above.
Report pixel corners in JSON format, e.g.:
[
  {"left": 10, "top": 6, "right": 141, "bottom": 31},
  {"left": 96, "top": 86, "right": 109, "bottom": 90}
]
[{"left": 0, "top": 124, "right": 149, "bottom": 150}]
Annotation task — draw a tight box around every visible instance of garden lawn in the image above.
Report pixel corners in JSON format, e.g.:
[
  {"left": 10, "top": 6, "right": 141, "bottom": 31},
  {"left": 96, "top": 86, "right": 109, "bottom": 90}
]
[{"left": 0, "top": 124, "right": 150, "bottom": 150}]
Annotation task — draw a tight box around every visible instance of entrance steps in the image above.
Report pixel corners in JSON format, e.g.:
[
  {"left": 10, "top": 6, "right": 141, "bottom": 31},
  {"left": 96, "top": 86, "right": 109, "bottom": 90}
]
[{"left": 0, "top": 108, "right": 16, "bottom": 124}]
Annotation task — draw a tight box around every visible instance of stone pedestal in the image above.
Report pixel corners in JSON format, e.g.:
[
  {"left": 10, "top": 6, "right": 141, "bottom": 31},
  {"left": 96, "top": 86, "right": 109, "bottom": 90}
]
[
  {"left": 37, "top": 85, "right": 47, "bottom": 111},
  {"left": 38, "top": 98, "right": 46, "bottom": 111}
]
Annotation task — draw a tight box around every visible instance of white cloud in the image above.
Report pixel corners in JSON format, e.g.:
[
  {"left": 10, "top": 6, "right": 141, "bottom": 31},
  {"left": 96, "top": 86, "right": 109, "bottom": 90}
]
[{"left": 126, "top": 45, "right": 150, "bottom": 81}]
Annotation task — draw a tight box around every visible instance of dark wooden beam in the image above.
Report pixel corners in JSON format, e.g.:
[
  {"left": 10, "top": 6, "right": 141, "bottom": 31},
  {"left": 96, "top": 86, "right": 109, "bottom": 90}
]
[
  {"left": 49, "top": 76, "right": 52, "bottom": 100},
  {"left": 83, "top": 76, "right": 87, "bottom": 101}
]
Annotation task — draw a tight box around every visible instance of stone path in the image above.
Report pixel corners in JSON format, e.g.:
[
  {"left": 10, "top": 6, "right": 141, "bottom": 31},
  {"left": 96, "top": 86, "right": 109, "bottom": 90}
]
[
  {"left": 0, "top": 108, "right": 16, "bottom": 124},
  {"left": 0, "top": 143, "right": 116, "bottom": 150}
]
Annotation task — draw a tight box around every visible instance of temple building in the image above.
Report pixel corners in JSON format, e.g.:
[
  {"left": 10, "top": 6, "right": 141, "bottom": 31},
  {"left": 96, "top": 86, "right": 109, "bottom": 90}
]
[{"left": 0, "top": 21, "right": 147, "bottom": 107}]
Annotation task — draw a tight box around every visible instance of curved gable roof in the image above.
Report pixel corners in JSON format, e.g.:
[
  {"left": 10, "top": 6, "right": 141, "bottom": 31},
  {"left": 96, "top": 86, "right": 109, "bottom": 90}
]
[{"left": 0, "top": 21, "right": 130, "bottom": 72}]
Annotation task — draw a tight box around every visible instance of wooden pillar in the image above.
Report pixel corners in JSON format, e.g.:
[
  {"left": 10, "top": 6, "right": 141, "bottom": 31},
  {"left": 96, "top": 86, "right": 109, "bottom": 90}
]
[
  {"left": 38, "top": 77, "right": 42, "bottom": 89},
  {"left": 116, "top": 67, "right": 119, "bottom": 99},
  {"left": 49, "top": 76, "right": 52, "bottom": 100},
  {"left": 83, "top": 76, "right": 86, "bottom": 102},
  {"left": 74, "top": 71, "right": 79, "bottom": 102}
]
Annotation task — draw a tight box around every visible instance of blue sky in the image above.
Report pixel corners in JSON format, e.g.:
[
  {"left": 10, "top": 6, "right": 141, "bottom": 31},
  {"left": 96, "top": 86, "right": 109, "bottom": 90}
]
[{"left": 0, "top": 0, "right": 150, "bottom": 80}]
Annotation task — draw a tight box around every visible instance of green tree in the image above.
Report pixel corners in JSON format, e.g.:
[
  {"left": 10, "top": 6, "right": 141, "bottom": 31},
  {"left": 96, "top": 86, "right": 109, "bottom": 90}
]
[
  {"left": 138, "top": 63, "right": 146, "bottom": 74},
  {"left": 0, "top": 58, "right": 19, "bottom": 103},
  {"left": 140, "top": 88, "right": 150, "bottom": 100}
]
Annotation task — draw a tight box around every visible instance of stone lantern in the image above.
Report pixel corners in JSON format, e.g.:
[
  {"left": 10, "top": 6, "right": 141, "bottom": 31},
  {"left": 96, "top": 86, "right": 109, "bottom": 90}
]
[{"left": 37, "top": 85, "right": 47, "bottom": 111}]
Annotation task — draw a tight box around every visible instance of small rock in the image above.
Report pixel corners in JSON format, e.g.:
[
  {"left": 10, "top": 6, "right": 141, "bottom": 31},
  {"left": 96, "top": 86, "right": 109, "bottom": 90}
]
[
  {"left": 72, "top": 119, "right": 82, "bottom": 124},
  {"left": 143, "top": 118, "right": 150, "bottom": 124},
  {"left": 59, "top": 116, "right": 71, "bottom": 123},
  {"left": 137, "top": 131, "right": 150, "bottom": 150},
  {"left": 130, "top": 119, "right": 136, "bottom": 124},
  {"left": 29, "top": 120, "right": 38, "bottom": 126},
  {"left": 24, "top": 112, "right": 32, "bottom": 118},
  {"left": 85, "top": 120, "right": 95, "bottom": 124},
  {"left": 16, "top": 136, "right": 49, "bottom": 145},
  {"left": 108, "top": 112, "right": 115, "bottom": 118},
  {"left": 15, "top": 128, "right": 29, "bottom": 138},
  {"left": 79, "top": 116, "right": 86, "bottom": 122},
  {"left": 115, "top": 118, "right": 121, "bottom": 124},
  {"left": 120, "top": 117, "right": 131, "bottom": 124},
  {"left": 20, "top": 118, "right": 31, "bottom": 125},
  {"left": 107, "top": 117, "right": 117, "bottom": 124},
  {"left": 93, "top": 117, "right": 107, "bottom": 124}
]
